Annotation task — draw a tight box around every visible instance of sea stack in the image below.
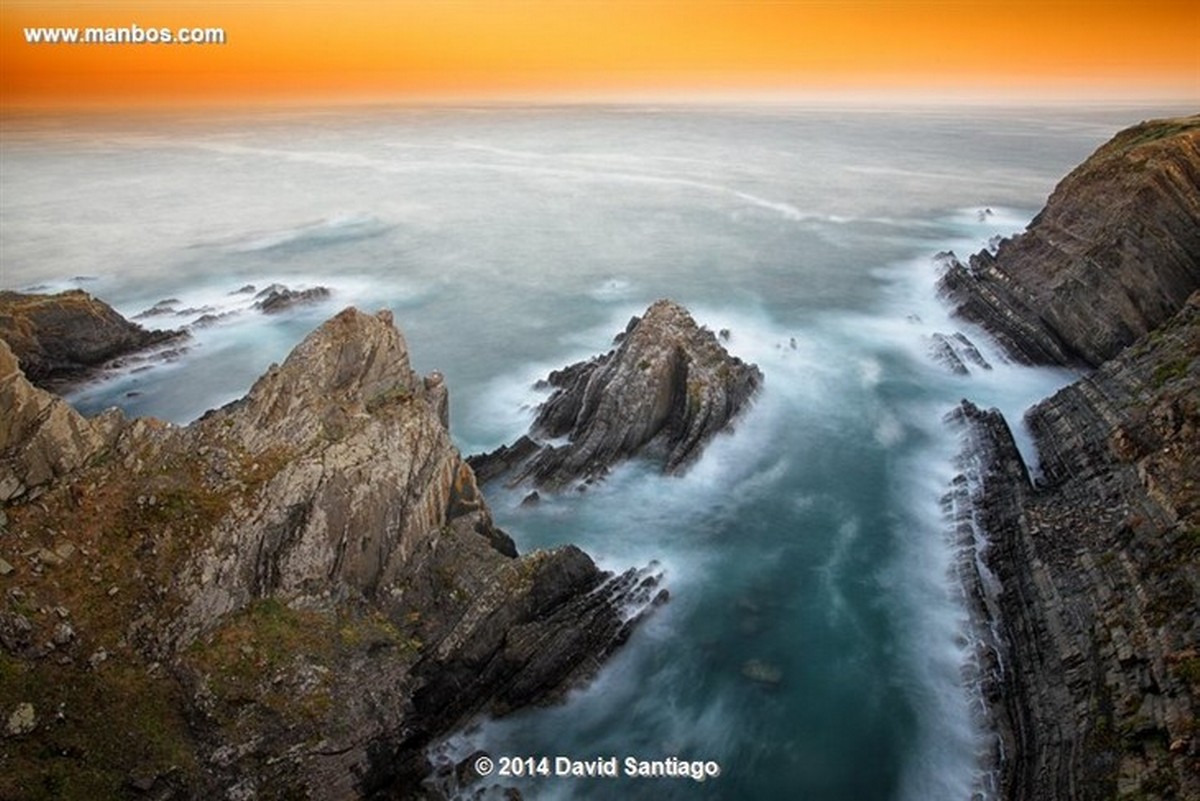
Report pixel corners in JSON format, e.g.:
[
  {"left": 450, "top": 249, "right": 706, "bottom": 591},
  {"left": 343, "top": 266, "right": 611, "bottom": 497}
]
[{"left": 469, "top": 299, "right": 763, "bottom": 490}]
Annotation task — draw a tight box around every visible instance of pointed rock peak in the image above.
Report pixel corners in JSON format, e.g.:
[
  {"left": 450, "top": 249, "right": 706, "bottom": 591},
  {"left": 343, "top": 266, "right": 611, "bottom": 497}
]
[
  {"left": 249, "top": 307, "right": 415, "bottom": 402},
  {"left": 223, "top": 307, "right": 431, "bottom": 451},
  {"left": 470, "top": 300, "right": 762, "bottom": 490}
]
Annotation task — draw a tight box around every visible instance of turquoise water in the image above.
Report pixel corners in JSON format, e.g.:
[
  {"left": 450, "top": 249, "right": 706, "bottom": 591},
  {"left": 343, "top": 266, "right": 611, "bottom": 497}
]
[{"left": 1, "top": 103, "right": 1186, "bottom": 800}]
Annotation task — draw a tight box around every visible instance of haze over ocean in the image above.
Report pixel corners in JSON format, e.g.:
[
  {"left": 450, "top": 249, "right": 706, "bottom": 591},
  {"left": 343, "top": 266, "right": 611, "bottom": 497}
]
[{"left": 1, "top": 103, "right": 1190, "bottom": 799}]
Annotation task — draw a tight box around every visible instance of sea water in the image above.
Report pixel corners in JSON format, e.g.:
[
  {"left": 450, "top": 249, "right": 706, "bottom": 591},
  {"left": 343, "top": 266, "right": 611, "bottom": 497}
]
[{"left": 1, "top": 103, "right": 1188, "bottom": 800}]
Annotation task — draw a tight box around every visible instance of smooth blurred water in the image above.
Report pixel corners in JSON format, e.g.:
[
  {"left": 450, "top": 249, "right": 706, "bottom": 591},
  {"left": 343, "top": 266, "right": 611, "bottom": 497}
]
[{"left": 1, "top": 103, "right": 1188, "bottom": 800}]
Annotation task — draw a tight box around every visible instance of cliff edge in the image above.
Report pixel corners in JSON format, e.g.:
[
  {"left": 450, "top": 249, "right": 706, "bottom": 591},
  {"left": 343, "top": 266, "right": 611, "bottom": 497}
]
[
  {"left": 0, "top": 290, "right": 186, "bottom": 390},
  {"left": 939, "top": 116, "right": 1200, "bottom": 367},
  {"left": 0, "top": 306, "right": 663, "bottom": 799},
  {"left": 945, "top": 117, "right": 1200, "bottom": 801}
]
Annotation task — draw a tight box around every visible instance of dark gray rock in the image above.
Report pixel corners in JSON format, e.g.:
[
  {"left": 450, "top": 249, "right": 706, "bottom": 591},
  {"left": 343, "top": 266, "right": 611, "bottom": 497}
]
[
  {"left": 253, "top": 285, "right": 332, "bottom": 314},
  {"left": 0, "top": 290, "right": 186, "bottom": 390},
  {"left": 471, "top": 300, "right": 762, "bottom": 490},
  {"left": 938, "top": 116, "right": 1200, "bottom": 367},
  {"left": 950, "top": 293, "right": 1199, "bottom": 801}
]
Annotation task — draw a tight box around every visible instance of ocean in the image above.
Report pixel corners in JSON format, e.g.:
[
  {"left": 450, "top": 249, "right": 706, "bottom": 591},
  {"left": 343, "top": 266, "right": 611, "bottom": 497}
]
[{"left": 1, "top": 102, "right": 1188, "bottom": 800}]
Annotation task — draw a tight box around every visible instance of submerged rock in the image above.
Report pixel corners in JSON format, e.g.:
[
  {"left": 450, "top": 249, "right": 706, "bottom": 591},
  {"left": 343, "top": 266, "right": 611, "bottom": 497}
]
[
  {"left": 740, "top": 659, "right": 783, "bottom": 686},
  {"left": 253, "top": 284, "right": 331, "bottom": 314},
  {"left": 938, "top": 115, "right": 1200, "bottom": 367},
  {"left": 470, "top": 299, "right": 762, "bottom": 489},
  {"left": 0, "top": 289, "right": 186, "bottom": 390},
  {"left": 0, "top": 305, "right": 662, "bottom": 798}
]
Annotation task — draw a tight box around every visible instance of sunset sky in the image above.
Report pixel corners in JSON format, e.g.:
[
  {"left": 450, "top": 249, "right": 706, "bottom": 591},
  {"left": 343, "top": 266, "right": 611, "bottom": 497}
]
[{"left": 2, "top": 0, "right": 1197, "bottom": 110}]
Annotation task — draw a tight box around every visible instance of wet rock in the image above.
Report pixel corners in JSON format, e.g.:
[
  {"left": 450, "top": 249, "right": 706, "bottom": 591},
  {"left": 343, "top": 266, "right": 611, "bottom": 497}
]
[
  {"left": 253, "top": 285, "right": 331, "bottom": 314},
  {"left": 134, "top": 299, "right": 181, "bottom": 318},
  {"left": 929, "top": 332, "right": 993, "bottom": 375},
  {"left": 470, "top": 300, "right": 762, "bottom": 490},
  {"left": 951, "top": 293, "right": 1200, "bottom": 800}
]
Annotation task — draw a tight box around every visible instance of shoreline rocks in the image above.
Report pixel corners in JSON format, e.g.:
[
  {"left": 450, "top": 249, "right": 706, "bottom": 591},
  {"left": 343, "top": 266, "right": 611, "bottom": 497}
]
[
  {"left": 0, "top": 289, "right": 187, "bottom": 391},
  {"left": 469, "top": 299, "right": 762, "bottom": 490},
  {"left": 952, "top": 293, "right": 1198, "bottom": 798},
  {"left": 0, "top": 306, "right": 662, "bottom": 799},
  {"left": 938, "top": 115, "right": 1200, "bottom": 367},
  {"left": 943, "top": 115, "right": 1200, "bottom": 800}
]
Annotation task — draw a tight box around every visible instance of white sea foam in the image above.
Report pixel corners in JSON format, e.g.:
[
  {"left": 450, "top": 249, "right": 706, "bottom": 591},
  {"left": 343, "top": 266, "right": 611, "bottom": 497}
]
[{"left": 4, "top": 107, "right": 1162, "bottom": 801}]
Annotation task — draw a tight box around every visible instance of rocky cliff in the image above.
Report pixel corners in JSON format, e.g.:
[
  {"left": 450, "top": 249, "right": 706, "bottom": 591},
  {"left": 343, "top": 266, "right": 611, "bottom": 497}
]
[
  {"left": 0, "top": 290, "right": 186, "bottom": 390},
  {"left": 939, "top": 116, "right": 1200, "bottom": 367},
  {"left": 0, "top": 306, "right": 662, "bottom": 799},
  {"left": 470, "top": 299, "right": 762, "bottom": 490},
  {"left": 944, "top": 118, "right": 1200, "bottom": 801},
  {"left": 954, "top": 293, "right": 1198, "bottom": 800}
]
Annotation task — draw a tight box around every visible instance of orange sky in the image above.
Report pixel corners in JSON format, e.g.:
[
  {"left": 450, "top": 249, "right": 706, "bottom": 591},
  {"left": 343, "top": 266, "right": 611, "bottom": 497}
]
[{"left": 2, "top": 1, "right": 1197, "bottom": 110}]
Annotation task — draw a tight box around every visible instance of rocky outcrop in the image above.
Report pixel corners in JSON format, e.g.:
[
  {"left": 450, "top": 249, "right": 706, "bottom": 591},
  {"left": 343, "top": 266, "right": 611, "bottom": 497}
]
[
  {"left": 470, "top": 300, "right": 762, "bottom": 490},
  {"left": 938, "top": 116, "right": 1200, "bottom": 367},
  {"left": 0, "top": 307, "right": 661, "bottom": 800},
  {"left": 0, "top": 289, "right": 186, "bottom": 389},
  {"left": 0, "top": 339, "right": 122, "bottom": 502},
  {"left": 952, "top": 293, "right": 1199, "bottom": 801}
]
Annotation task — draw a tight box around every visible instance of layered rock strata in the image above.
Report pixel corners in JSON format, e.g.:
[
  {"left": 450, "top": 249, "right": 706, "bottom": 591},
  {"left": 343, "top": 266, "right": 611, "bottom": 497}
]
[
  {"left": 954, "top": 293, "right": 1198, "bottom": 799},
  {"left": 470, "top": 299, "right": 762, "bottom": 489},
  {"left": 938, "top": 116, "right": 1200, "bottom": 367},
  {"left": 0, "top": 307, "right": 662, "bottom": 799}
]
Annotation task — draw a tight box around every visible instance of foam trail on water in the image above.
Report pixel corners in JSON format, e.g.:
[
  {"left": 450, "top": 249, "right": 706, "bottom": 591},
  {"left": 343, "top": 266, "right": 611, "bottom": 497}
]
[
  {"left": 64, "top": 273, "right": 415, "bottom": 424},
  {"left": 864, "top": 207, "right": 1080, "bottom": 801}
]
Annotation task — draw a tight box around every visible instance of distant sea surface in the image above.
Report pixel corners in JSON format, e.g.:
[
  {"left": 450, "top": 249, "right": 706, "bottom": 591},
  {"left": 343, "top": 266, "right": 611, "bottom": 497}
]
[{"left": 2, "top": 103, "right": 1190, "bottom": 800}]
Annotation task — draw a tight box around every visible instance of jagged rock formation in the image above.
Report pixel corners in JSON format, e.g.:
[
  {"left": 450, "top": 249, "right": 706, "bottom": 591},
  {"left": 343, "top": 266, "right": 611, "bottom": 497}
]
[
  {"left": 0, "top": 290, "right": 186, "bottom": 389},
  {"left": 928, "top": 331, "right": 993, "bottom": 375},
  {"left": 0, "top": 339, "right": 122, "bottom": 502},
  {"left": 0, "top": 307, "right": 662, "bottom": 799},
  {"left": 252, "top": 284, "right": 332, "bottom": 314},
  {"left": 470, "top": 300, "right": 762, "bottom": 489},
  {"left": 938, "top": 116, "right": 1200, "bottom": 367},
  {"left": 953, "top": 294, "right": 1198, "bottom": 799}
]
